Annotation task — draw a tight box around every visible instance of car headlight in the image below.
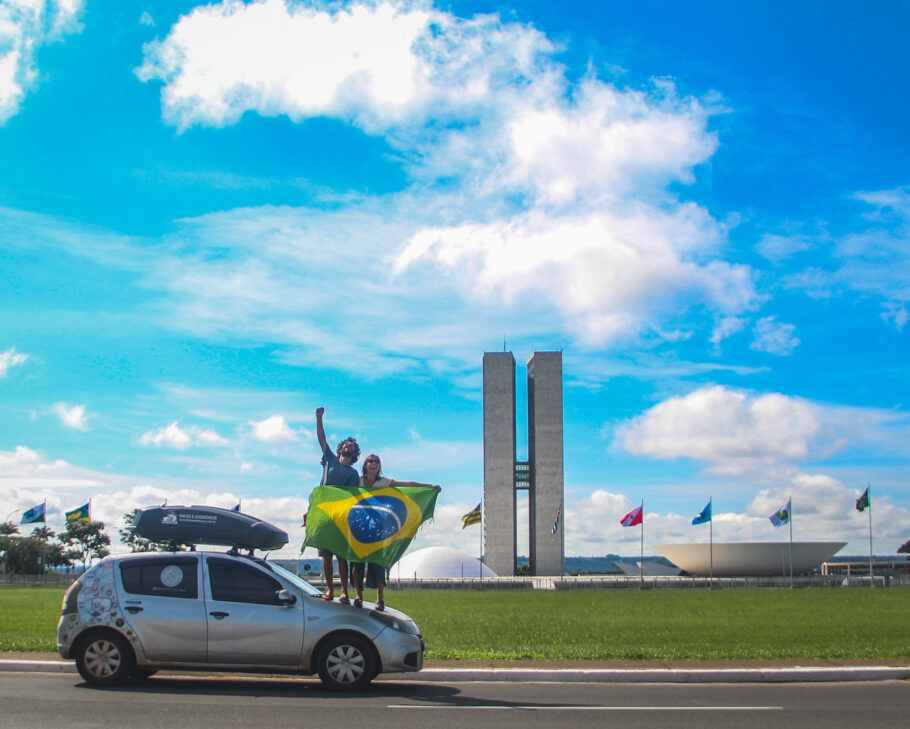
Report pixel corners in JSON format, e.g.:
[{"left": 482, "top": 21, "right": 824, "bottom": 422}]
[{"left": 369, "top": 610, "right": 420, "bottom": 635}]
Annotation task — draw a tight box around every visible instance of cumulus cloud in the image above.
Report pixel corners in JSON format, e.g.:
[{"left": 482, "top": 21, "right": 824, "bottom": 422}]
[
  {"left": 139, "top": 421, "right": 230, "bottom": 450},
  {"left": 0, "top": 0, "right": 83, "bottom": 123},
  {"left": 0, "top": 347, "right": 29, "bottom": 377},
  {"left": 750, "top": 316, "right": 799, "bottom": 356},
  {"left": 125, "top": 0, "right": 759, "bottom": 359},
  {"left": 615, "top": 385, "right": 826, "bottom": 475},
  {"left": 248, "top": 414, "right": 297, "bottom": 443},
  {"left": 53, "top": 402, "right": 91, "bottom": 431},
  {"left": 137, "top": 0, "right": 554, "bottom": 133}
]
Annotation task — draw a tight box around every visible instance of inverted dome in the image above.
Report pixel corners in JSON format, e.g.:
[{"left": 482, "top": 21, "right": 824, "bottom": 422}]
[
  {"left": 655, "top": 541, "right": 846, "bottom": 577},
  {"left": 391, "top": 546, "right": 498, "bottom": 579}
]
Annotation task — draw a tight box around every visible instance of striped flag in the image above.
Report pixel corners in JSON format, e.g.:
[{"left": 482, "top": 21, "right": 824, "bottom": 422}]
[
  {"left": 551, "top": 504, "right": 561, "bottom": 535},
  {"left": 461, "top": 502, "right": 482, "bottom": 529},
  {"left": 65, "top": 501, "right": 91, "bottom": 525}
]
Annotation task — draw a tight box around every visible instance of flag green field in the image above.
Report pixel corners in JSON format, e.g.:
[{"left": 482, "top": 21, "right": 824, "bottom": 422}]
[{"left": 1, "top": 585, "right": 908, "bottom": 659}]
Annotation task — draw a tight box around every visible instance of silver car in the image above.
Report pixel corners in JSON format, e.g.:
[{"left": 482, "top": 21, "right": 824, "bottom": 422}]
[{"left": 57, "top": 551, "right": 423, "bottom": 691}]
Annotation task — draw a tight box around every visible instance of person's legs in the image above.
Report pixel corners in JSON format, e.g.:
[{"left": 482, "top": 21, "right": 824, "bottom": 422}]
[
  {"left": 337, "top": 557, "right": 350, "bottom": 603},
  {"left": 376, "top": 572, "right": 385, "bottom": 609},
  {"left": 351, "top": 563, "right": 364, "bottom": 604},
  {"left": 320, "top": 550, "right": 335, "bottom": 599}
]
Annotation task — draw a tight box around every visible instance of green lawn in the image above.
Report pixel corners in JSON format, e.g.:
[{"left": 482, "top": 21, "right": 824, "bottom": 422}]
[{"left": 2, "top": 584, "right": 908, "bottom": 659}]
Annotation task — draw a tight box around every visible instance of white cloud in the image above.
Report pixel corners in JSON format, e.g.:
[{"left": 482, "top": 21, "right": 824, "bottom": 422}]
[
  {"left": 396, "top": 205, "right": 755, "bottom": 347},
  {"left": 756, "top": 233, "right": 812, "bottom": 262},
  {"left": 53, "top": 402, "right": 91, "bottom": 431},
  {"left": 780, "top": 186, "right": 910, "bottom": 329},
  {"left": 0, "top": 347, "right": 28, "bottom": 377},
  {"left": 139, "top": 421, "right": 230, "bottom": 450},
  {"left": 0, "top": 0, "right": 83, "bottom": 123},
  {"left": 710, "top": 316, "right": 745, "bottom": 350},
  {"left": 751, "top": 316, "right": 799, "bottom": 356},
  {"left": 139, "top": 11, "right": 154, "bottom": 27},
  {"left": 137, "top": 0, "right": 554, "bottom": 133},
  {"left": 248, "top": 414, "right": 297, "bottom": 443},
  {"left": 615, "top": 386, "right": 825, "bottom": 475}
]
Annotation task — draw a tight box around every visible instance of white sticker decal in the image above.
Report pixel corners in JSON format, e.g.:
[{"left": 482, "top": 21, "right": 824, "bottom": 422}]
[{"left": 160, "top": 565, "right": 184, "bottom": 588}]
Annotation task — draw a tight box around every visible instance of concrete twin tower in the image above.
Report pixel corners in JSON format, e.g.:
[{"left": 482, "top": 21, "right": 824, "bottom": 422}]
[{"left": 483, "top": 351, "right": 564, "bottom": 576}]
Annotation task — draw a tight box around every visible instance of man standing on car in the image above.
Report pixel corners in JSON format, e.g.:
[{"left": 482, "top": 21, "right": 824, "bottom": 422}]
[{"left": 314, "top": 406, "right": 360, "bottom": 603}]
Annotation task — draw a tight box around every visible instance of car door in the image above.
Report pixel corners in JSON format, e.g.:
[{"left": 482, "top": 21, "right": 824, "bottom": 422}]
[
  {"left": 203, "top": 555, "right": 304, "bottom": 666},
  {"left": 116, "top": 555, "right": 207, "bottom": 662}
]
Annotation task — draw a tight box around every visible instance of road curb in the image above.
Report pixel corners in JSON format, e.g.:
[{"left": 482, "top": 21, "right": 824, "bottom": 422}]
[
  {"left": 400, "top": 666, "right": 910, "bottom": 683},
  {"left": 2, "top": 659, "right": 909, "bottom": 683}
]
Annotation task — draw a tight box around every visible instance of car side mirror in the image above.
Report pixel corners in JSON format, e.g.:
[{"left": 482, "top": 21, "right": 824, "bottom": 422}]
[{"left": 277, "top": 589, "right": 297, "bottom": 606}]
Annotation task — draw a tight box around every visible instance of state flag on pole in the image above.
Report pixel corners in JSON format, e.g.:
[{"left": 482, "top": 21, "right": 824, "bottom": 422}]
[
  {"left": 65, "top": 502, "right": 90, "bottom": 526},
  {"left": 692, "top": 499, "right": 712, "bottom": 525},
  {"left": 551, "top": 504, "right": 561, "bottom": 535},
  {"left": 769, "top": 499, "right": 791, "bottom": 527},
  {"left": 21, "top": 502, "right": 46, "bottom": 524},
  {"left": 620, "top": 505, "right": 643, "bottom": 527},
  {"left": 855, "top": 487, "right": 870, "bottom": 512},
  {"left": 461, "top": 503, "right": 482, "bottom": 529}
]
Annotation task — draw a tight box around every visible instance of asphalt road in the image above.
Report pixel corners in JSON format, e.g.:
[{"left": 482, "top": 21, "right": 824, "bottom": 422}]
[{"left": 0, "top": 673, "right": 907, "bottom": 729}]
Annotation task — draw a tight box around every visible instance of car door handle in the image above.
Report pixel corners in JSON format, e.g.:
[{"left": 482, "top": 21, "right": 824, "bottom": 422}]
[
  {"left": 209, "top": 611, "right": 229, "bottom": 619},
  {"left": 125, "top": 606, "right": 143, "bottom": 614}
]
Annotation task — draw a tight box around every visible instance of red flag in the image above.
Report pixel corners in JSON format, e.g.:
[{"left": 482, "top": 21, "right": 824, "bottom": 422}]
[{"left": 620, "top": 505, "right": 643, "bottom": 527}]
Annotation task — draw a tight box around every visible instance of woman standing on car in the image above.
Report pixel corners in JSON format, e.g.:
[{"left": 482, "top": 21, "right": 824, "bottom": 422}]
[{"left": 351, "top": 454, "right": 440, "bottom": 610}]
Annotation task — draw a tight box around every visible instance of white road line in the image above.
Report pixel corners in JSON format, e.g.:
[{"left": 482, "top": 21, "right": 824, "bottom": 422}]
[{"left": 387, "top": 705, "right": 783, "bottom": 711}]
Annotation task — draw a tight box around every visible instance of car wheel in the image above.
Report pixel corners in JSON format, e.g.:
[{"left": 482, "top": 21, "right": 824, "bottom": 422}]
[
  {"left": 316, "top": 634, "right": 376, "bottom": 691},
  {"left": 75, "top": 632, "right": 135, "bottom": 687}
]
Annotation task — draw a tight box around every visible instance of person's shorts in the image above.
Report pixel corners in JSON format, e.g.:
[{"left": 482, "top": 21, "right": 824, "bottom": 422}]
[
  {"left": 351, "top": 562, "right": 385, "bottom": 588},
  {"left": 317, "top": 548, "right": 332, "bottom": 558}
]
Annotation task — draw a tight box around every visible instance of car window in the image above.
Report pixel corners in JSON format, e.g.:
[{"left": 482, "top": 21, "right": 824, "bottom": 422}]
[
  {"left": 207, "top": 557, "right": 284, "bottom": 605},
  {"left": 120, "top": 556, "right": 199, "bottom": 599}
]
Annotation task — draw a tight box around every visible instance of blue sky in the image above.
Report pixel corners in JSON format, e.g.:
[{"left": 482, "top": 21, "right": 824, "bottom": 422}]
[{"left": 1, "top": 0, "right": 908, "bottom": 563}]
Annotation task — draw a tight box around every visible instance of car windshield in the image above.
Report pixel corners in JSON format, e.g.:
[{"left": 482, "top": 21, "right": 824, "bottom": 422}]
[{"left": 264, "top": 561, "right": 324, "bottom": 596}]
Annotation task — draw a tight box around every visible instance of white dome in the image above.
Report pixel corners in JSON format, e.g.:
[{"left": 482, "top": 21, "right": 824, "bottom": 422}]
[{"left": 391, "top": 546, "right": 498, "bottom": 579}]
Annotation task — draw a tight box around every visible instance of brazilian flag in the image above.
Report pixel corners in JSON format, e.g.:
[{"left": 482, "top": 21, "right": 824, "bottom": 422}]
[{"left": 303, "top": 485, "right": 438, "bottom": 569}]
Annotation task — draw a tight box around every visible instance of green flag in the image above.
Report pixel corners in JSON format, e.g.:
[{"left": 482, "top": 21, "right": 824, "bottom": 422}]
[
  {"left": 303, "top": 484, "right": 438, "bottom": 569},
  {"left": 65, "top": 502, "right": 90, "bottom": 525},
  {"left": 856, "top": 486, "right": 870, "bottom": 512}
]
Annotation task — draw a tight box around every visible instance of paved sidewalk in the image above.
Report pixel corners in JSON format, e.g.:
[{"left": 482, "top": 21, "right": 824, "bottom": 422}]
[{"left": 2, "top": 653, "right": 909, "bottom": 684}]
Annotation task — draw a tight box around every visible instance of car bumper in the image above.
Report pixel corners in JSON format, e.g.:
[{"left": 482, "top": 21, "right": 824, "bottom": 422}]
[{"left": 374, "top": 630, "right": 424, "bottom": 674}]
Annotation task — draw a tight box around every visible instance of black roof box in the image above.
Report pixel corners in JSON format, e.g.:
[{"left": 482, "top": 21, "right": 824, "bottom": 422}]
[{"left": 132, "top": 506, "right": 289, "bottom": 552}]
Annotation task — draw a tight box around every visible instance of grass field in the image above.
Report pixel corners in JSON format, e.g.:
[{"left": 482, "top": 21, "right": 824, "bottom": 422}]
[{"left": 2, "top": 584, "right": 908, "bottom": 659}]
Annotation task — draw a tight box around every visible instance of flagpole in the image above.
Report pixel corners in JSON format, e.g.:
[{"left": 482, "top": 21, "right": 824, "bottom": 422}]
[
  {"left": 480, "top": 500, "right": 484, "bottom": 581},
  {"left": 788, "top": 496, "right": 793, "bottom": 588},
  {"left": 709, "top": 496, "right": 713, "bottom": 588},
  {"left": 867, "top": 485, "right": 874, "bottom": 587},
  {"left": 639, "top": 499, "right": 644, "bottom": 589},
  {"left": 42, "top": 498, "right": 47, "bottom": 585}
]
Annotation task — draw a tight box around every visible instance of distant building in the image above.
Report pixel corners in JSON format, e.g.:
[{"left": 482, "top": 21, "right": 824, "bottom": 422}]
[{"left": 483, "top": 351, "right": 564, "bottom": 576}]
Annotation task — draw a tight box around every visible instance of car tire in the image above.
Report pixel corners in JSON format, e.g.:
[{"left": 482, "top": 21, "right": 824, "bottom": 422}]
[
  {"left": 75, "top": 632, "right": 136, "bottom": 687},
  {"left": 316, "top": 634, "right": 376, "bottom": 691}
]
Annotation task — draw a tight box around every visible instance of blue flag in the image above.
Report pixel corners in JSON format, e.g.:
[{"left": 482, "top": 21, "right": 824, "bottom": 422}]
[
  {"left": 21, "top": 502, "right": 46, "bottom": 524},
  {"left": 769, "top": 499, "right": 791, "bottom": 527},
  {"left": 692, "top": 499, "right": 712, "bottom": 525}
]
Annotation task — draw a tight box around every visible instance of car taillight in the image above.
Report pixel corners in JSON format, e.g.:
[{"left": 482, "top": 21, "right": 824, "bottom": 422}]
[{"left": 61, "top": 581, "right": 81, "bottom": 615}]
